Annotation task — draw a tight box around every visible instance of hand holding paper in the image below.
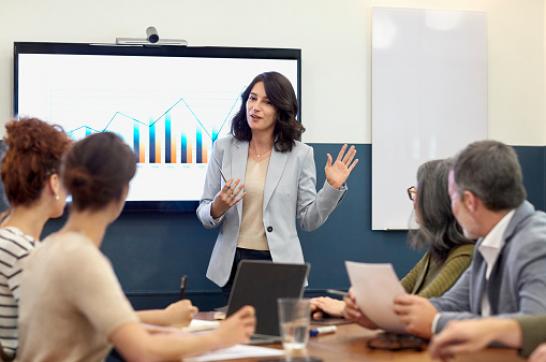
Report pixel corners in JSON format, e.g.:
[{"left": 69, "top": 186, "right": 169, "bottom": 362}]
[
  {"left": 345, "top": 261, "right": 407, "bottom": 333},
  {"left": 393, "top": 294, "right": 437, "bottom": 339},
  {"left": 342, "top": 291, "right": 378, "bottom": 329}
]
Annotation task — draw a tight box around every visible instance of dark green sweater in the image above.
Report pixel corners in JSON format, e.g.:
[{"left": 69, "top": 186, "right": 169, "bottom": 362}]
[
  {"left": 515, "top": 315, "right": 546, "bottom": 357},
  {"left": 400, "top": 244, "right": 474, "bottom": 298}
]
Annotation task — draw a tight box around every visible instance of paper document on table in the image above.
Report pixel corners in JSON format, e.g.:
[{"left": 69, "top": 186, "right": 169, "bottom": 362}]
[
  {"left": 345, "top": 261, "right": 407, "bottom": 333},
  {"left": 184, "top": 344, "right": 284, "bottom": 362},
  {"left": 182, "top": 319, "right": 220, "bottom": 333}
]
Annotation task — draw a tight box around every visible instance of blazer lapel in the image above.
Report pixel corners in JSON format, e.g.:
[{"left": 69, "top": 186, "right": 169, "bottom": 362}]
[
  {"left": 486, "top": 256, "right": 505, "bottom": 315},
  {"left": 480, "top": 202, "right": 532, "bottom": 314},
  {"left": 263, "top": 148, "right": 289, "bottom": 211},
  {"left": 471, "top": 251, "right": 488, "bottom": 313},
  {"left": 231, "top": 140, "right": 248, "bottom": 224}
]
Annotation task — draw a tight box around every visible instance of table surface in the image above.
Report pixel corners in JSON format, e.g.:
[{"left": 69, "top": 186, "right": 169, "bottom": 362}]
[{"left": 216, "top": 322, "right": 527, "bottom": 362}]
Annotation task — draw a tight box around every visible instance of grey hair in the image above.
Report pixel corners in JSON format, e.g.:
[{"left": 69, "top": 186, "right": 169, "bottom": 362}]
[
  {"left": 409, "top": 159, "right": 472, "bottom": 261},
  {"left": 453, "top": 140, "right": 526, "bottom": 211}
]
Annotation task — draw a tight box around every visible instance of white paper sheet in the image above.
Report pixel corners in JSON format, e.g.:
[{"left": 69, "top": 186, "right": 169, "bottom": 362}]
[
  {"left": 345, "top": 261, "right": 407, "bottom": 333},
  {"left": 183, "top": 319, "right": 220, "bottom": 333},
  {"left": 184, "top": 344, "right": 284, "bottom": 362}
]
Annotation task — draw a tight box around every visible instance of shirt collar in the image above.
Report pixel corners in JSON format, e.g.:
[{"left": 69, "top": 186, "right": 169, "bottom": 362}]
[
  {"left": 480, "top": 209, "right": 515, "bottom": 249},
  {"left": 479, "top": 209, "right": 515, "bottom": 278}
]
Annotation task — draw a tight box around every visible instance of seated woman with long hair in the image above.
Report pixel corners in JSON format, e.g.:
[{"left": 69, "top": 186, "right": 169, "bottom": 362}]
[
  {"left": 16, "top": 132, "right": 255, "bottom": 362},
  {"left": 311, "top": 159, "right": 474, "bottom": 321}
]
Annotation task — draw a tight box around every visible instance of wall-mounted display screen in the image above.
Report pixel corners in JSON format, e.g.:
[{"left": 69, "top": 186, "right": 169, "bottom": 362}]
[{"left": 14, "top": 43, "right": 300, "bottom": 211}]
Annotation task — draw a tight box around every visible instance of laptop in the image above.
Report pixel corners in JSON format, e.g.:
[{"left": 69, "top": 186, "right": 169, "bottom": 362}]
[{"left": 226, "top": 260, "right": 310, "bottom": 344}]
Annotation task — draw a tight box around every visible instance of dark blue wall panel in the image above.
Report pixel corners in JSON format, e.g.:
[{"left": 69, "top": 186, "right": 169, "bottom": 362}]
[
  {"left": 515, "top": 146, "right": 546, "bottom": 212},
  {"left": 42, "top": 144, "right": 546, "bottom": 311}
]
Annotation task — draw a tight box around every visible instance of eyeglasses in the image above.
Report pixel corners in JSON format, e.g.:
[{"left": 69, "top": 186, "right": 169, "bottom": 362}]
[{"left": 407, "top": 186, "right": 417, "bottom": 201}]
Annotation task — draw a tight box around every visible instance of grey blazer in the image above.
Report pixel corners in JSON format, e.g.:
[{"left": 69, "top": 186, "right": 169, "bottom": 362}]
[
  {"left": 430, "top": 201, "right": 546, "bottom": 332},
  {"left": 196, "top": 136, "right": 346, "bottom": 287}
]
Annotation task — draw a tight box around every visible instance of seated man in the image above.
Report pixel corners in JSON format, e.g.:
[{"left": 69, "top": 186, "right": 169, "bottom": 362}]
[{"left": 346, "top": 140, "right": 546, "bottom": 339}]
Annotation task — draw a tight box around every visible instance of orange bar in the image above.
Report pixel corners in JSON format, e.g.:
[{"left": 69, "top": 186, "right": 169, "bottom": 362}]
[
  {"left": 203, "top": 145, "right": 208, "bottom": 163},
  {"left": 187, "top": 142, "right": 193, "bottom": 163},
  {"left": 155, "top": 134, "right": 161, "bottom": 164},
  {"left": 139, "top": 142, "right": 145, "bottom": 163},
  {"left": 171, "top": 136, "right": 177, "bottom": 164}
]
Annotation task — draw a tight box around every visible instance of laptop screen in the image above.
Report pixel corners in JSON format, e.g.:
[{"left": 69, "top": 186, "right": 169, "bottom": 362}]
[{"left": 226, "top": 260, "right": 309, "bottom": 336}]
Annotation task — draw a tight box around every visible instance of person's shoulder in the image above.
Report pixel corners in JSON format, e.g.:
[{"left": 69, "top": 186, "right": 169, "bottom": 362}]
[
  {"left": 289, "top": 140, "right": 313, "bottom": 156},
  {"left": 506, "top": 207, "right": 546, "bottom": 259},
  {"left": 0, "top": 227, "right": 35, "bottom": 256},
  {"left": 44, "top": 232, "right": 106, "bottom": 265},
  {"left": 214, "top": 135, "right": 239, "bottom": 148},
  {"left": 527, "top": 209, "right": 546, "bottom": 226},
  {"left": 447, "top": 244, "right": 475, "bottom": 259},
  {"left": 514, "top": 208, "right": 546, "bottom": 240},
  {"left": 511, "top": 201, "right": 545, "bottom": 225},
  {"left": 293, "top": 140, "right": 311, "bottom": 150},
  {"left": 213, "top": 135, "right": 244, "bottom": 156}
]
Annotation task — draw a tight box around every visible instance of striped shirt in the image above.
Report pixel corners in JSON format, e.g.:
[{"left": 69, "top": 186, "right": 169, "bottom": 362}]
[{"left": 0, "top": 227, "right": 36, "bottom": 358}]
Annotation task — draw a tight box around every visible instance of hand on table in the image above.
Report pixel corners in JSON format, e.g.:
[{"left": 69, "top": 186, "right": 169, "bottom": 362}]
[
  {"left": 212, "top": 306, "right": 256, "bottom": 348},
  {"left": 310, "top": 297, "right": 346, "bottom": 320},
  {"left": 429, "top": 318, "right": 521, "bottom": 360},
  {"left": 164, "top": 299, "right": 198, "bottom": 327},
  {"left": 531, "top": 343, "right": 546, "bottom": 362}
]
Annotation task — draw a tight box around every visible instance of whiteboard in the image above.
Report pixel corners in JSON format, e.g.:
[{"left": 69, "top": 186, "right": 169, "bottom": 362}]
[{"left": 371, "top": 8, "right": 487, "bottom": 230}]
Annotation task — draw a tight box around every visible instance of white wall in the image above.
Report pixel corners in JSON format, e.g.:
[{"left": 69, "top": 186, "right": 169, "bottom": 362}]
[{"left": 0, "top": 0, "right": 544, "bottom": 145}]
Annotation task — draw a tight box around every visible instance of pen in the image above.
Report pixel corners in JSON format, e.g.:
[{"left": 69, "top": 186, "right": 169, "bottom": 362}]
[
  {"left": 326, "top": 289, "right": 348, "bottom": 297},
  {"left": 218, "top": 167, "right": 227, "bottom": 183},
  {"left": 180, "top": 275, "right": 188, "bottom": 299},
  {"left": 212, "top": 157, "right": 227, "bottom": 183},
  {"left": 310, "top": 326, "right": 337, "bottom": 337}
]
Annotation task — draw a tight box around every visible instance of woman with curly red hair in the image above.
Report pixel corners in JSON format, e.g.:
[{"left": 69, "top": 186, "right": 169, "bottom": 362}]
[{"left": 0, "top": 117, "right": 71, "bottom": 358}]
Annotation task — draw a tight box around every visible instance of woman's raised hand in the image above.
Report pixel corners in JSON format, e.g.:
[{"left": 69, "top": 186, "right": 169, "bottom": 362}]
[
  {"left": 211, "top": 178, "right": 245, "bottom": 218},
  {"left": 325, "top": 144, "right": 359, "bottom": 189}
]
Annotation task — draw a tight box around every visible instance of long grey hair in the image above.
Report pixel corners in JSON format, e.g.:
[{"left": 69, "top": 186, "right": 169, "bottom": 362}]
[{"left": 408, "top": 159, "right": 473, "bottom": 262}]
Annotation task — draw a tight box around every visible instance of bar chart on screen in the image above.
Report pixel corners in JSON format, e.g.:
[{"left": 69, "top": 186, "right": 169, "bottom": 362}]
[{"left": 60, "top": 93, "right": 239, "bottom": 165}]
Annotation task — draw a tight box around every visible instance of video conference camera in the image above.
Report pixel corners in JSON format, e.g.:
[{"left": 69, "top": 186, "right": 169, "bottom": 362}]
[
  {"left": 116, "top": 26, "right": 188, "bottom": 46},
  {"left": 146, "top": 26, "right": 159, "bottom": 44}
]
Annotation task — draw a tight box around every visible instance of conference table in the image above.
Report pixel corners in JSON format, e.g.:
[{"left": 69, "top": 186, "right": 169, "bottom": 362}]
[{"left": 221, "top": 322, "right": 527, "bottom": 362}]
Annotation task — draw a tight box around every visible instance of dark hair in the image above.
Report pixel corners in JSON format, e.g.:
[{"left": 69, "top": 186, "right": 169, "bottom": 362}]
[
  {"left": 409, "top": 159, "right": 472, "bottom": 262},
  {"left": 453, "top": 140, "right": 526, "bottom": 211},
  {"left": 231, "top": 72, "right": 304, "bottom": 152},
  {"left": 1, "top": 118, "right": 71, "bottom": 206},
  {"left": 62, "top": 132, "right": 137, "bottom": 211}
]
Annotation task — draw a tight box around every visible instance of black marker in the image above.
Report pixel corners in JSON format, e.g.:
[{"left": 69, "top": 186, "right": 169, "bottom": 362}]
[{"left": 180, "top": 275, "right": 188, "bottom": 299}]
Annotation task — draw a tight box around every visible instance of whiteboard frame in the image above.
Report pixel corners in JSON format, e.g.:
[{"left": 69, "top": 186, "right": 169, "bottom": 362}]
[{"left": 371, "top": 7, "right": 488, "bottom": 230}]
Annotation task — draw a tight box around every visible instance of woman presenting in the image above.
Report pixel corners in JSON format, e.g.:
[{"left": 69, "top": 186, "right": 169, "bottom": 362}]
[{"left": 197, "top": 72, "right": 358, "bottom": 300}]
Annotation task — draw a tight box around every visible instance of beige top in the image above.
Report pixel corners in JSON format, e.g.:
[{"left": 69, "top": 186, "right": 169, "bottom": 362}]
[
  {"left": 237, "top": 156, "right": 270, "bottom": 250},
  {"left": 16, "top": 232, "right": 138, "bottom": 362}
]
